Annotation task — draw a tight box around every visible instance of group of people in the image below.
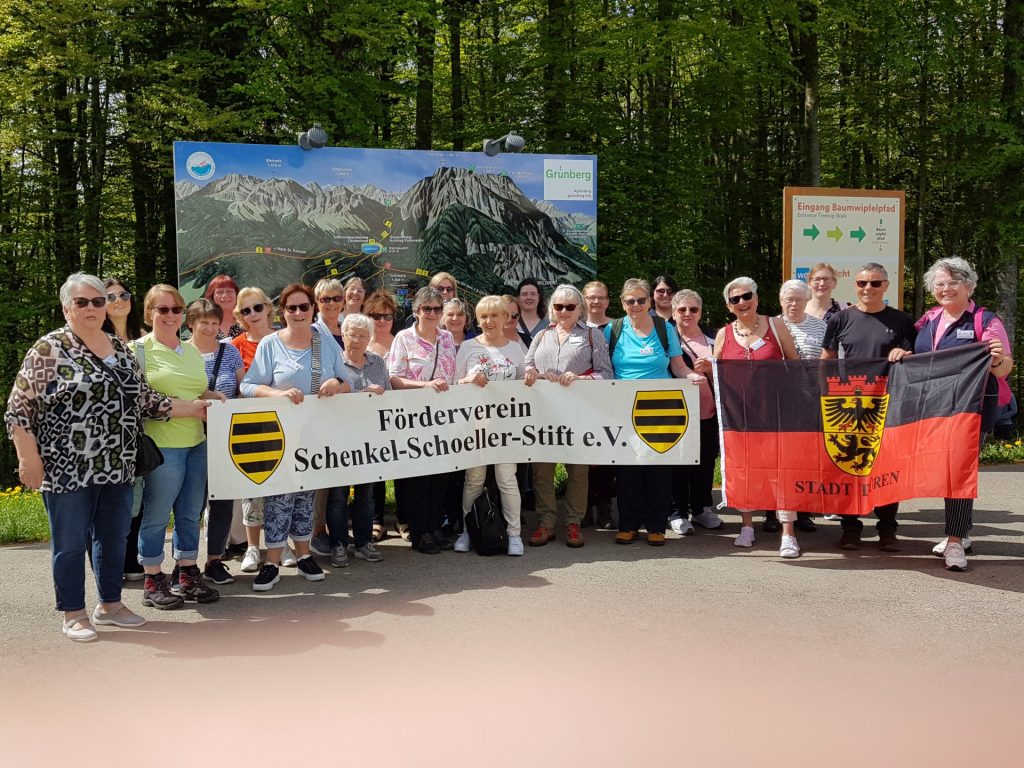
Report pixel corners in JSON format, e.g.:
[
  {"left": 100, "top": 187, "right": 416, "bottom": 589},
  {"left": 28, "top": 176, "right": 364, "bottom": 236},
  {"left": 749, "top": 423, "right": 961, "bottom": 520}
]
[{"left": 4, "top": 258, "right": 1012, "bottom": 643}]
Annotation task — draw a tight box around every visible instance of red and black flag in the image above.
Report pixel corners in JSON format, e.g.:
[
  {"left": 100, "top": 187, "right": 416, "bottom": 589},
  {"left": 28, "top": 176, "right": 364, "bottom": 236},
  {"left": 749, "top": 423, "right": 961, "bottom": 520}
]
[{"left": 715, "top": 345, "right": 991, "bottom": 516}]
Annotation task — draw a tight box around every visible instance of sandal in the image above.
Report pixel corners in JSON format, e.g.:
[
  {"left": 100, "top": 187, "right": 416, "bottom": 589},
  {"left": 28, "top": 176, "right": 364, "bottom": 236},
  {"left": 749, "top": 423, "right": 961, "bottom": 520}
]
[
  {"left": 62, "top": 615, "right": 98, "bottom": 643},
  {"left": 372, "top": 523, "right": 386, "bottom": 543},
  {"left": 395, "top": 521, "right": 411, "bottom": 542}
]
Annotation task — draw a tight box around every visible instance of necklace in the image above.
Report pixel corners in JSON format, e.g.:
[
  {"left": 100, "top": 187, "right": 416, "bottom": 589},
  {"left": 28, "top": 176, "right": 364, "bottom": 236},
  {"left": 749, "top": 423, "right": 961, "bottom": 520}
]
[{"left": 733, "top": 319, "right": 758, "bottom": 338}]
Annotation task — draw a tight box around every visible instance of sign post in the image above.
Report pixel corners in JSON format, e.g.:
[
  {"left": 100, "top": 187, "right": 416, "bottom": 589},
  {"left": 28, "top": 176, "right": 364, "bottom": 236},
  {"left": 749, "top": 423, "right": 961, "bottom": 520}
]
[{"left": 782, "top": 187, "right": 905, "bottom": 308}]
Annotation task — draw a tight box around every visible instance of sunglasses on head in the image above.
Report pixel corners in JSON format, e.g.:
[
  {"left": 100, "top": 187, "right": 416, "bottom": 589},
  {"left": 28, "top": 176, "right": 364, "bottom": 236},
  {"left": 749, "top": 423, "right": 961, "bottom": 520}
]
[
  {"left": 368, "top": 313, "right": 394, "bottom": 321},
  {"left": 106, "top": 291, "right": 131, "bottom": 303},
  {"left": 623, "top": 297, "right": 648, "bottom": 307},
  {"left": 284, "top": 302, "right": 311, "bottom": 313},
  {"left": 318, "top": 295, "right": 344, "bottom": 304},
  {"left": 420, "top": 305, "right": 443, "bottom": 314},
  {"left": 552, "top": 303, "right": 577, "bottom": 312},
  {"left": 239, "top": 303, "right": 265, "bottom": 316},
  {"left": 676, "top": 306, "right": 701, "bottom": 314},
  {"left": 72, "top": 297, "right": 107, "bottom": 309},
  {"left": 855, "top": 279, "right": 885, "bottom": 288},
  {"left": 153, "top": 305, "right": 184, "bottom": 315},
  {"left": 728, "top": 291, "right": 754, "bottom": 305}
]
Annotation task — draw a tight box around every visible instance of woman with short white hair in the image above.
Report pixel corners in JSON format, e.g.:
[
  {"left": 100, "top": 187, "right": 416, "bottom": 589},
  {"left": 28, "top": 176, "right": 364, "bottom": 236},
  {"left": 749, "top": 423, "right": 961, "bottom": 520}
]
[{"left": 779, "top": 279, "right": 827, "bottom": 361}]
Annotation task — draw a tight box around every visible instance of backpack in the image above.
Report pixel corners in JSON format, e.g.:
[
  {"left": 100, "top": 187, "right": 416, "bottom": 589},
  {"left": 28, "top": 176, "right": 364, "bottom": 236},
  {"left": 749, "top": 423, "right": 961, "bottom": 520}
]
[
  {"left": 464, "top": 466, "right": 508, "bottom": 556},
  {"left": 608, "top": 315, "right": 672, "bottom": 375}
]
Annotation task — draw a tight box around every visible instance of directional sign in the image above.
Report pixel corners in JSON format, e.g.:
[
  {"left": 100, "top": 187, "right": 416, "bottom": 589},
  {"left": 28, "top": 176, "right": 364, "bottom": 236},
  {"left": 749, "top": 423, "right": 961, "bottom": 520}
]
[{"left": 783, "top": 187, "right": 905, "bottom": 309}]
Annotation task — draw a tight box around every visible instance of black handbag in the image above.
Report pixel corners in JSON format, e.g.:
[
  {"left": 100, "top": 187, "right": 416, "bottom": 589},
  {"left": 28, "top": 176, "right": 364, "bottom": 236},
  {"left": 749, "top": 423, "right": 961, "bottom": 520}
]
[{"left": 464, "top": 466, "right": 508, "bottom": 556}]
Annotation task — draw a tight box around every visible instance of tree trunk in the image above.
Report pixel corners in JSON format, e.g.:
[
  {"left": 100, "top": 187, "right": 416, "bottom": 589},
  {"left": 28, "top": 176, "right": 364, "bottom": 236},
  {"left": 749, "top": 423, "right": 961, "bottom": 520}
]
[
  {"left": 790, "top": 2, "right": 820, "bottom": 186},
  {"left": 543, "top": 0, "right": 572, "bottom": 152},
  {"left": 448, "top": 0, "right": 465, "bottom": 150},
  {"left": 414, "top": 3, "right": 437, "bottom": 150},
  {"left": 997, "top": 0, "right": 1021, "bottom": 353},
  {"left": 52, "top": 71, "right": 79, "bottom": 279}
]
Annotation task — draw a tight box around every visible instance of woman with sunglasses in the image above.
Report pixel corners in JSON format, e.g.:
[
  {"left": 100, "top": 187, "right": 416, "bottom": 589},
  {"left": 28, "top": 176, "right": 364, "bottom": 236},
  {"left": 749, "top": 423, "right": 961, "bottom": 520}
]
[
  {"left": 669, "top": 290, "right": 723, "bottom": 536},
  {"left": 186, "top": 299, "right": 246, "bottom": 586},
  {"left": 313, "top": 278, "right": 346, "bottom": 346},
  {"left": 713, "top": 277, "right": 800, "bottom": 555},
  {"left": 240, "top": 283, "right": 351, "bottom": 591},
  {"left": 137, "top": 285, "right": 225, "bottom": 607},
  {"left": 650, "top": 274, "right": 678, "bottom": 323},
  {"left": 6, "top": 274, "right": 206, "bottom": 641},
  {"left": 101, "top": 277, "right": 147, "bottom": 581},
  {"left": 364, "top": 289, "right": 399, "bottom": 542},
  {"left": 388, "top": 286, "right": 458, "bottom": 554},
  {"left": 229, "top": 287, "right": 281, "bottom": 573},
  {"left": 204, "top": 275, "right": 244, "bottom": 339},
  {"left": 524, "top": 285, "right": 612, "bottom": 548},
  {"left": 606, "top": 279, "right": 702, "bottom": 546},
  {"left": 501, "top": 295, "right": 530, "bottom": 352}
]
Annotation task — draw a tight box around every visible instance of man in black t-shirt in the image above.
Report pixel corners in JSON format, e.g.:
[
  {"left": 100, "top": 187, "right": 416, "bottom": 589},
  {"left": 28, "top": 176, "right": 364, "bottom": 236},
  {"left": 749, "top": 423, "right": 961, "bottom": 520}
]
[{"left": 821, "top": 263, "right": 917, "bottom": 552}]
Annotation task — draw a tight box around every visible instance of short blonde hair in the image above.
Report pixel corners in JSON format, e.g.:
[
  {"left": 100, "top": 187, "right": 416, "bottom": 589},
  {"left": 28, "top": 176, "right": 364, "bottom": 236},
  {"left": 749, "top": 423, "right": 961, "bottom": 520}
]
[
  {"left": 476, "top": 295, "right": 508, "bottom": 320},
  {"left": 143, "top": 284, "right": 185, "bottom": 327},
  {"left": 429, "top": 272, "right": 458, "bottom": 293},
  {"left": 583, "top": 281, "right": 608, "bottom": 298},
  {"left": 620, "top": 278, "right": 650, "bottom": 301},
  {"left": 314, "top": 277, "right": 344, "bottom": 298}
]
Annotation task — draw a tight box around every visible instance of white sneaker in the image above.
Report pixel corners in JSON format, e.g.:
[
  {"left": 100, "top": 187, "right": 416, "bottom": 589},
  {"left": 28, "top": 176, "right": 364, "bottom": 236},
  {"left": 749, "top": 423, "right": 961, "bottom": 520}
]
[
  {"left": 453, "top": 531, "right": 471, "bottom": 553},
  {"left": 668, "top": 515, "right": 694, "bottom": 536},
  {"left": 823, "top": 514, "right": 841, "bottom": 521},
  {"left": 779, "top": 535, "right": 801, "bottom": 559},
  {"left": 734, "top": 526, "right": 756, "bottom": 548},
  {"left": 280, "top": 546, "right": 298, "bottom": 567},
  {"left": 691, "top": 508, "right": 723, "bottom": 529},
  {"left": 933, "top": 536, "right": 973, "bottom": 556},
  {"left": 944, "top": 541, "right": 968, "bottom": 572},
  {"left": 240, "top": 545, "right": 261, "bottom": 573},
  {"left": 507, "top": 535, "right": 524, "bottom": 556}
]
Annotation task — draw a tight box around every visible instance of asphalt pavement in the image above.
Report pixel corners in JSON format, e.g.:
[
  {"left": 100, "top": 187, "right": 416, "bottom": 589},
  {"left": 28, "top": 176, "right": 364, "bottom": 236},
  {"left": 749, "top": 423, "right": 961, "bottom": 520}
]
[{"left": 1, "top": 466, "right": 1022, "bottom": 767}]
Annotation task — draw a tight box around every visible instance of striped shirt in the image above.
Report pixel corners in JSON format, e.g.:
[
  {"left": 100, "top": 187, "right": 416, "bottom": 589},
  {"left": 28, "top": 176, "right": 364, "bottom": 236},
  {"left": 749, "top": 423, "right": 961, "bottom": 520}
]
[
  {"left": 342, "top": 351, "right": 392, "bottom": 393},
  {"left": 524, "top": 322, "right": 613, "bottom": 379},
  {"left": 782, "top": 314, "right": 827, "bottom": 360}
]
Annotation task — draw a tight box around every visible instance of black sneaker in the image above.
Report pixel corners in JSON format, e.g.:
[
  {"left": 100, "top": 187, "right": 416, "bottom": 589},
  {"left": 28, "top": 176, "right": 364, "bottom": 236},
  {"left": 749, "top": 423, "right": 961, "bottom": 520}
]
[
  {"left": 415, "top": 532, "right": 441, "bottom": 554},
  {"left": 296, "top": 555, "right": 326, "bottom": 581},
  {"left": 224, "top": 542, "right": 248, "bottom": 560},
  {"left": 253, "top": 563, "right": 280, "bottom": 592},
  {"left": 203, "top": 559, "right": 235, "bottom": 585},
  {"left": 142, "top": 572, "right": 184, "bottom": 610},
  {"left": 178, "top": 564, "right": 220, "bottom": 603},
  {"left": 434, "top": 529, "right": 454, "bottom": 551},
  {"left": 762, "top": 513, "right": 781, "bottom": 533}
]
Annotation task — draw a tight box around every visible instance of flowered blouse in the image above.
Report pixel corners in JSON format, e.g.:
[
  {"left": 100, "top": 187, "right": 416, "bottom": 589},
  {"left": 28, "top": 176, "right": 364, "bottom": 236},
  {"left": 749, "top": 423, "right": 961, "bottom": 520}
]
[
  {"left": 388, "top": 327, "right": 458, "bottom": 384},
  {"left": 4, "top": 328, "right": 173, "bottom": 493}
]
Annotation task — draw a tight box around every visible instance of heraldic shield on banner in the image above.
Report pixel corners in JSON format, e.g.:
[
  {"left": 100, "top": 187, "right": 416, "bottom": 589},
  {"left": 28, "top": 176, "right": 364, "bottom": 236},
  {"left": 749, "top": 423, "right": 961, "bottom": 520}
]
[
  {"left": 632, "top": 390, "right": 688, "bottom": 454},
  {"left": 821, "top": 375, "right": 889, "bottom": 476},
  {"left": 229, "top": 411, "right": 285, "bottom": 484}
]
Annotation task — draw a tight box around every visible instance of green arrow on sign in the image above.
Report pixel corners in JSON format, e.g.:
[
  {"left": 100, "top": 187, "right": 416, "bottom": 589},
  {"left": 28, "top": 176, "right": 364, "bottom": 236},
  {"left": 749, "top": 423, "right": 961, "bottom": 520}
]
[
  {"left": 850, "top": 226, "right": 866, "bottom": 242},
  {"left": 827, "top": 227, "right": 843, "bottom": 241},
  {"left": 803, "top": 224, "right": 820, "bottom": 240}
]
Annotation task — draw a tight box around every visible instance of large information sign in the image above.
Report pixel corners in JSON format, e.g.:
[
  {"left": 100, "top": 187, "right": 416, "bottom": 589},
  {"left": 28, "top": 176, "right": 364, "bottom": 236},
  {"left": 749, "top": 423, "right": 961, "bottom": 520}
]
[{"left": 782, "top": 187, "right": 905, "bottom": 308}]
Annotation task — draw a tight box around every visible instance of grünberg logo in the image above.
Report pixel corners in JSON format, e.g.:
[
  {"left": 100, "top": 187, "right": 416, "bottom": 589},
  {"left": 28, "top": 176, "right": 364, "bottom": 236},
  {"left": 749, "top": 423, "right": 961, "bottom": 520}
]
[{"left": 186, "top": 151, "right": 215, "bottom": 181}]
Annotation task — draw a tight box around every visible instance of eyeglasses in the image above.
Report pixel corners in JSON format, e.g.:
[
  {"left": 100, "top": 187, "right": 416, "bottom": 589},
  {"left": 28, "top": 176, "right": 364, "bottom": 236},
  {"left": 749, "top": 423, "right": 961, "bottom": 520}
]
[
  {"left": 552, "top": 303, "right": 577, "bottom": 312},
  {"left": 675, "top": 306, "right": 701, "bottom": 314},
  {"left": 437, "top": 285, "right": 455, "bottom": 294},
  {"left": 368, "top": 313, "right": 394, "bottom": 321},
  {"left": 933, "top": 280, "right": 963, "bottom": 291},
  {"left": 728, "top": 291, "right": 754, "bottom": 305},
  {"left": 855, "top": 280, "right": 885, "bottom": 288},
  {"left": 654, "top": 288, "right": 674, "bottom": 295},
  {"left": 623, "top": 297, "right": 648, "bottom": 307},
  {"left": 239, "top": 303, "right": 266, "bottom": 316},
  {"left": 419, "top": 305, "right": 443, "bottom": 314},
  {"left": 72, "top": 297, "right": 107, "bottom": 309},
  {"left": 585, "top": 295, "right": 608, "bottom": 302},
  {"left": 106, "top": 291, "right": 131, "bottom": 303},
  {"left": 213, "top": 288, "right": 236, "bottom": 296},
  {"left": 810, "top": 277, "right": 835, "bottom": 284},
  {"left": 153, "top": 305, "right": 184, "bottom": 315},
  {"left": 284, "top": 303, "right": 311, "bottom": 313},
  {"left": 343, "top": 334, "right": 370, "bottom": 343},
  {"left": 318, "top": 295, "right": 344, "bottom": 304}
]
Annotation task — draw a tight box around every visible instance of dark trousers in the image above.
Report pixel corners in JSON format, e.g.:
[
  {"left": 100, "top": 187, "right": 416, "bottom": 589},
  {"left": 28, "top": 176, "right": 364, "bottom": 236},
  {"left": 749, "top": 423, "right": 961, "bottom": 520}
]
[
  {"left": 395, "top": 472, "right": 450, "bottom": 544},
  {"left": 671, "top": 415, "right": 719, "bottom": 517},
  {"left": 326, "top": 483, "right": 374, "bottom": 548},
  {"left": 123, "top": 505, "right": 145, "bottom": 574},
  {"left": 616, "top": 465, "right": 672, "bottom": 535},
  {"left": 588, "top": 465, "right": 616, "bottom": 509},
  {"left": 372, "top": 480, "right": 387, "bottom": 526},
  {"left": 841, "top": 502, "right": 898, "bottom": 534},
  {"left": 206, "top": 499, "right": 234, "bottom": 558}
]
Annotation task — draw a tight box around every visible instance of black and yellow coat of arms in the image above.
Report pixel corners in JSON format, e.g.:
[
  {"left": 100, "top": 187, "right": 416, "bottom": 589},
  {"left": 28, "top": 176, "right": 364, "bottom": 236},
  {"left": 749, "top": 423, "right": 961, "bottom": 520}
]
[
  {"left": 632, "top": 390, "right": 688, "bottom": 454},
  {"left": 820, "top": 376, "right": 889, "bottom": 476},
  {"left": 229, "top": 411, "right": 285, "bottom": 484}
]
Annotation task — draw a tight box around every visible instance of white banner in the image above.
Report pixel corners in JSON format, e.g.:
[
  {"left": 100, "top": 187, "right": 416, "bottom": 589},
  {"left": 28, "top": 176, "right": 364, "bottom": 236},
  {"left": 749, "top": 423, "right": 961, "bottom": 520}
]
[{"left": 207, "top": 380, "right": 699, "bottom": 499}]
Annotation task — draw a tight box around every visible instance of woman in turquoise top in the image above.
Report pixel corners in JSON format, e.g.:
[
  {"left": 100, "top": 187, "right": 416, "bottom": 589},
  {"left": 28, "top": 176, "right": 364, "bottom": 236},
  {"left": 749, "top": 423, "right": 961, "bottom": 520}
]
[
  {"left": 240, "top": 282, "right": 351, "bottom": 592},
  {"left": 138, "top": 284, "right": 224, "bottom": 609},
  {"left": 604, "top": 278, "right": 701, "bottom": 546}
]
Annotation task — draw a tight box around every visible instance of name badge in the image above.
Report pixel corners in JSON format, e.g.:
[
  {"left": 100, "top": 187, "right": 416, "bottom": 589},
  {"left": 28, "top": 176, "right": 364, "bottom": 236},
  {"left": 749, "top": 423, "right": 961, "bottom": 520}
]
[
  {"left": 282, "top": 358, "right": 303, "bottom": 373},
  {"left": 750, "top": 338, "right": 766, "bottom": 352},
  {"left": 639, "top": 346, "right": 656, "bottom": 356},
  {"left": 956, "top": 329, "right": 975, "bottom": 340}
]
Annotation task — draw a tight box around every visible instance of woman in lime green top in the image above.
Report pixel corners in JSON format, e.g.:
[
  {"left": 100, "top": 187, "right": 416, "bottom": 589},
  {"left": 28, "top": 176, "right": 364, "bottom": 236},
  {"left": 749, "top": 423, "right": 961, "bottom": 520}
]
[{"left": 137, "top": 284, "right": 224, "bottom": 609}]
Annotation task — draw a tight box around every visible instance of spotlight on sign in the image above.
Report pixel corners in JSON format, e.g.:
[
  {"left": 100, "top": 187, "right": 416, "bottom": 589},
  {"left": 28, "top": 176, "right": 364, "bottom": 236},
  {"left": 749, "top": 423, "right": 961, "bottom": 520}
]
[
  {"left": 482, "top": 131, "right": 526, "bottom": 157},
  {"left": 298, "top": 123, "right": 329, "bottom": 151}
]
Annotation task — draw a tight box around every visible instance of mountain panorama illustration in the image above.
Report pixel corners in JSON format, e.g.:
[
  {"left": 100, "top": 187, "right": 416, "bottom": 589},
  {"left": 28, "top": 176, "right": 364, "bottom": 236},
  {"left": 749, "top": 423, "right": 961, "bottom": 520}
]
[{"left": 175, "top": 166, "right": 597, "bottom": 305}]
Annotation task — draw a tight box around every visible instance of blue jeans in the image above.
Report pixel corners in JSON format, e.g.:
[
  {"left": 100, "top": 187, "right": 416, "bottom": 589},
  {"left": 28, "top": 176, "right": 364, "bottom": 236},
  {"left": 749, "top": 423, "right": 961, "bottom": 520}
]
[
  {"left": 139, "top": 442, "right": 208, "bottom": 566},
  {"left": 43, "top": 483, "right": 133, "bottom": 611},
  {"left": 326, "top": 484, "right": 374, "bottom": 548}
]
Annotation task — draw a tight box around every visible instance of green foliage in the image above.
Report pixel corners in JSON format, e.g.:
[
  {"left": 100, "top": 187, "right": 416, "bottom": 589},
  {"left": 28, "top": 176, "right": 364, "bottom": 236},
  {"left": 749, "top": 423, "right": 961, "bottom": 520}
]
[
  {"left": 980, "top": 437, "right": 1024, "bottom": 465},
  {"left": 0, "top": 487, "right": 49, "bottom": 544}
]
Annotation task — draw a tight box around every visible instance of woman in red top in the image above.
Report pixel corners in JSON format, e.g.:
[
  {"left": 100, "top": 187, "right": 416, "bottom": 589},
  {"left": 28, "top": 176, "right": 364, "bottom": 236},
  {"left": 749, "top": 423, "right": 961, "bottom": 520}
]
[{"left": 713, "top": 277, "right": 799, "bottom": 556}]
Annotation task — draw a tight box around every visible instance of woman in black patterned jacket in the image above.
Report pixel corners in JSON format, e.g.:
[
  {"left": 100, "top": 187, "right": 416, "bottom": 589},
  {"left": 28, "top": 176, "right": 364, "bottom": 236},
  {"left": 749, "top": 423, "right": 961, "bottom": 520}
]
[{"left": 5, "top": 273, "right": 208, "bottom": 642}]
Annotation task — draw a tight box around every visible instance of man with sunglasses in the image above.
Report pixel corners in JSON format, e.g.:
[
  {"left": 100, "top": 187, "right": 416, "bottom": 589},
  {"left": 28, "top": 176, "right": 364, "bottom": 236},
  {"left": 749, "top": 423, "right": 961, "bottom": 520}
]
[{"left": 821, "top": 263, "right": 917, "bottom": 552}]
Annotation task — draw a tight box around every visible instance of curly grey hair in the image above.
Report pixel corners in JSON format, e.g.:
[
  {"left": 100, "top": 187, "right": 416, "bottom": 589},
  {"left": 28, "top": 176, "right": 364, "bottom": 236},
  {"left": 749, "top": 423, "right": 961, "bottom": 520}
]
[{"left": 923, "top": 257, "right": 977, "bottom": 294}]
